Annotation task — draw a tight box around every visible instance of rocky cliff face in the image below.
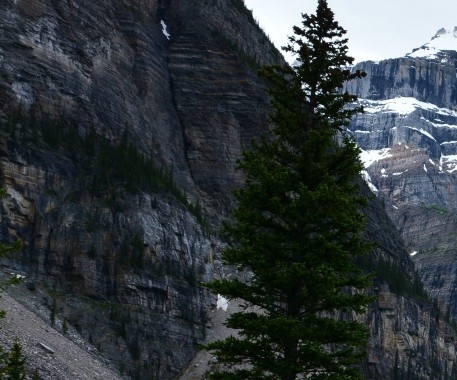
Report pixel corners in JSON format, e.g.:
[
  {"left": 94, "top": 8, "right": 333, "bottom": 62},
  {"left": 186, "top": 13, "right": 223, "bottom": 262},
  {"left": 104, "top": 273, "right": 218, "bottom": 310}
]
[
  {"left": 0, "top": 1, "right": 456, "bottom": 379},
  {"left": 0, "top": 0, "right": 279, "bottom": 378},
  {"left": 1, "top": 0, "right": 280, "bottom": 215},
  {"left": 360, "top": 187, "right": 457, "bottom": 379},
  {"left": 348, "top": 28, "right": 457, "bottom": 348},
  {"left": 178, "top": 186, "right": 457, "bottom": 379},
  {"left": 346, "top": 55, "right": 457, "bottom": 109}
]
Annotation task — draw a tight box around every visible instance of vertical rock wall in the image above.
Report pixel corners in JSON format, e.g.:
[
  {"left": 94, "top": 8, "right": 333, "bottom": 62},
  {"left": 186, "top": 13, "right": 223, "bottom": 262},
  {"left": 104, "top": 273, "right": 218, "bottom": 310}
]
[
  {"left": 1, "top": 0, "right": 456, "bottom": 378},
  {"left": 0, "top": 0, "right": 280, "bottom": 378}
]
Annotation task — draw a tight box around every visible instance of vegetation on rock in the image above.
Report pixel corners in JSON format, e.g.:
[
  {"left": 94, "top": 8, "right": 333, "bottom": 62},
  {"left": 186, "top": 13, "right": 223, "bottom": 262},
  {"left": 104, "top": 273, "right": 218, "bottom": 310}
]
[{"left": 3, "top": 340, "right": 27, "bottom": 380}]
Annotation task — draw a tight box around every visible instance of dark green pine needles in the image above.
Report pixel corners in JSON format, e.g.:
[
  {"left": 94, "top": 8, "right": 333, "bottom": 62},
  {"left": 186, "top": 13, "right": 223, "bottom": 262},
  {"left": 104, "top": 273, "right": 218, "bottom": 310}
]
[{"left": 204, "top": 1, "right": 373, "bottom": 379}]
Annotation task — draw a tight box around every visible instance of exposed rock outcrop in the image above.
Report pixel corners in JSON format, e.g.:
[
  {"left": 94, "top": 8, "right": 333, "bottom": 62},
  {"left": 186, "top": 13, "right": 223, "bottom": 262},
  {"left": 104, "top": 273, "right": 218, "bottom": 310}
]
[
  {"left": 346, "top": 55, "right": 457, "bottom": 109},
  {"left": 179, "top": 187, "right": 457, "bottom": 379},
  {"left": 0, "top": 0, "right": 280, "bottom": 378},
  {"left": 348, "top": 32, "right": 457, "bottom": 342},
  {"left": 0, "top": 1, "right": 456, "bottom": 379},
  {"left": 0, "top": 290, "right": 124, "bottom": 379}
]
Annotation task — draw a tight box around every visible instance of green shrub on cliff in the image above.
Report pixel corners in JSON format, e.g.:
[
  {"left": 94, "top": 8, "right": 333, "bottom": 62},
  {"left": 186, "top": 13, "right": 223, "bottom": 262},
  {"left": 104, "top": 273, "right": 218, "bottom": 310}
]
[{"left": 0, "top": 115, "right": 210, "bottom": 231}]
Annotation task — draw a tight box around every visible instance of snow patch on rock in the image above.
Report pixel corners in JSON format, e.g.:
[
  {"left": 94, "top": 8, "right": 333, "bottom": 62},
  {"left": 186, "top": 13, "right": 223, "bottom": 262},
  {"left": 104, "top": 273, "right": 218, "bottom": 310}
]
[
  {"left": 360, "top": 148, "right": 392, "bottom": 168},
  {"left": 361, "top": 97, "right": 457, "bottom": 118},
  {"left": 160, "top": 20, "right": 171, "bottom": 40},
  {"left": 407, "top": 27, "right": 457, "bottom": 59},
  {"left": 361, "top": 170, "right": 378, "bottom": 194},
  {"left": 217, "top": 294, "right": 229, "bottom": 311},
  {"left": 406, "top": 126, "right": 436, "bottom": 141}
]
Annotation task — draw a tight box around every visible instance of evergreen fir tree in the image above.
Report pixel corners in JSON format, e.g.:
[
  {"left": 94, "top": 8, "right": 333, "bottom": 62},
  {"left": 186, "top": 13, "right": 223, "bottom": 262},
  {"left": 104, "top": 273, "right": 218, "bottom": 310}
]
[
  {"left": 393, "top": 350, "right": 400, "bottom": 380},
  {"left": 204, "top": 1, "right": 372, "bottom": 379},
  {"left": 5, "top": 340, "right": 26, "bottom": 380},
  {"left": 50, "top": 298, "right": 56, "bottom": 327},
  {"left": 0, "top": 345, "right": 8, "bottom": 378}
]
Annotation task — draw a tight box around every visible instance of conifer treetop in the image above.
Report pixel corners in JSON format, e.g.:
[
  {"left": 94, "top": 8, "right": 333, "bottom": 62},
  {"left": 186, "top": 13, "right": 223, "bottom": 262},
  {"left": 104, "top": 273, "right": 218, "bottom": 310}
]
[{"left": 204, "top": 1, "right": 372, "bottom": 379}]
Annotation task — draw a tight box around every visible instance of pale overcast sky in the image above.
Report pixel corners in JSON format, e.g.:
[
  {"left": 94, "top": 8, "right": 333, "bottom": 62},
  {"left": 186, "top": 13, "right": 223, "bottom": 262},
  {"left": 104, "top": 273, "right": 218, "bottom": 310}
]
[{"left": 244, "top": 0, "right": 457, "bottom": 63}]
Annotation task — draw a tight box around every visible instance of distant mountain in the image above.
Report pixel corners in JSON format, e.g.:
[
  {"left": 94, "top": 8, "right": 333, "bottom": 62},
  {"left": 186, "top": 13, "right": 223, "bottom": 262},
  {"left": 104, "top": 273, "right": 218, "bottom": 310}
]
[
  {"left": 407, "top": 27, "right": 457, "bottom": 60},
  {"left": 350, "top": 25, "right": 457, "bottom": 330}
]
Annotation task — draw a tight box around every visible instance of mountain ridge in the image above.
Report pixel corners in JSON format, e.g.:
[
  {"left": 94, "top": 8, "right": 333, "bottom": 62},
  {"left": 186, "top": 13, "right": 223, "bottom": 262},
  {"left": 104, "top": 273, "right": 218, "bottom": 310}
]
[
  {"left": 349, "top": 30, "right": 457, "bottom": 336},
  {"left": 407, "top": 26, "right": 457, "bottom": 59}
]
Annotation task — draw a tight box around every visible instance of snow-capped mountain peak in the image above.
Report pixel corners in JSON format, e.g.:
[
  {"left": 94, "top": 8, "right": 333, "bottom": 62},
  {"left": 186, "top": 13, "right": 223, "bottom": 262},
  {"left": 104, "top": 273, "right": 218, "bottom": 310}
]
[{"left": 406, "top": 27, "right": 457, "bottom": 60}]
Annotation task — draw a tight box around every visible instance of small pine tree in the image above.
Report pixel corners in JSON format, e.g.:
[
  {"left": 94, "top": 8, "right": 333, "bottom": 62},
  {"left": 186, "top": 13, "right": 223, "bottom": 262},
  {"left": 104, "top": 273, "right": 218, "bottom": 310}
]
[
  {"left": 31, "top": 368, "right": 41, "bottom": 380},
  {"left": 5, "top": 340, "right": 26, "bottom": 380},
  {"left": 204, "top": 1, "right": 372, "bottom": 379},
  {"left": 50, "top": 298, "right": 56, "bottom": 327},
  {"left": 62, "top": 318, "right": 68, "bottom": 335},
  {"left": 0, "top": 345, "right": 8, "bottom": 378},
  {"left": 393, "top": 350, "right": 400, "bottom": 380}
]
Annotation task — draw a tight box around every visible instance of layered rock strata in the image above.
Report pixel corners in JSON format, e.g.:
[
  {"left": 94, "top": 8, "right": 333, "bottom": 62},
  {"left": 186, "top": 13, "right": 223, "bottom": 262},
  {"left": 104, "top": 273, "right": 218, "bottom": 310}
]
[
  {"left": 0, "top": 0, "right": 279, "bottom": 378},
  {"left": 349, "top": 39, "right": 457, "bottom": 324},
  {"left": 0, "top": 1, "right": 456, "bottom": 379}
]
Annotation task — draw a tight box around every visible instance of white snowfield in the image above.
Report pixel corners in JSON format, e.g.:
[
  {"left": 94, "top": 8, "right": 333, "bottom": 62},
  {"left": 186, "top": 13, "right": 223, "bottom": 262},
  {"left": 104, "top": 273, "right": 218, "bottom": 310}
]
[
  {"left": 361, "top": 97, "right": 457, "bottom": 118},
  {"left": 357, "top": 96, "right": 457, "bottom": 174},
  {"left": 360, "top": 148, "right": 392, "bottom": 169}
]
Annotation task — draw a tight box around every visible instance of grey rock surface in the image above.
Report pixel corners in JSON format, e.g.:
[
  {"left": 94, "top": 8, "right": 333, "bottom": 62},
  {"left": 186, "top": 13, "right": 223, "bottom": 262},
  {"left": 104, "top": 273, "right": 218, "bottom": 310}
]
[
  {"left": 349, "top": 51, "right": 457, "bottom": 324},
  {"left": 0, "top": 288, "right": 124, "bottom": 379},
  {"left": 0, "top": 0, "right": 281, "bottom": 378},
  {"left": 0, "top": 0, "right": 456, "bottom": 379}
]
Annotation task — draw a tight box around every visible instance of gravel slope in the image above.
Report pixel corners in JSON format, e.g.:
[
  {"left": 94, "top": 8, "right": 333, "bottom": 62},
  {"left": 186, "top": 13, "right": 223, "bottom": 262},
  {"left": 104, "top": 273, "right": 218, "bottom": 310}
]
[{"left": 0, "top": 286, "right": 124, "bottom": 380}]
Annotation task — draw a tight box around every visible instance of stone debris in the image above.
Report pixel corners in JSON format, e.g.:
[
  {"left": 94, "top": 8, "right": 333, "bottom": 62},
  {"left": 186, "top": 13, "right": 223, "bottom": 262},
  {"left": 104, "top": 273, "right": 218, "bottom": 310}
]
[
  {"left": 0, "top": 291, "right": 125, "bottom": 380},
  {"left": 38, "top": 342, "right": 54, "bottom": 355}
]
